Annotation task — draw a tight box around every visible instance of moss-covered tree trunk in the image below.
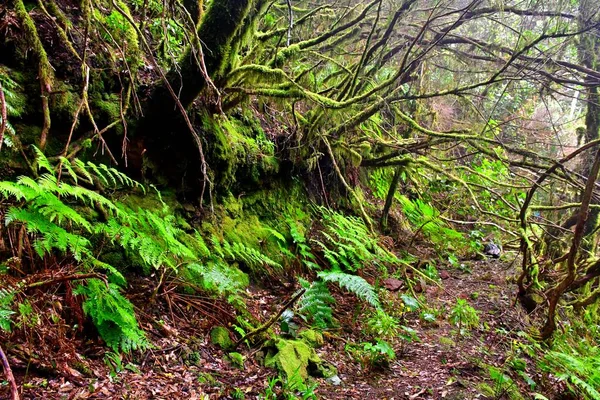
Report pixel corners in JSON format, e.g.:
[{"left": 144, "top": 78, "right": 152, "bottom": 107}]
[
  {"left": 578, "top": 0, "right": 600, "bottom": 252},
  {"left": 136, "top": 0, "right": 254, "bottom": 191}
]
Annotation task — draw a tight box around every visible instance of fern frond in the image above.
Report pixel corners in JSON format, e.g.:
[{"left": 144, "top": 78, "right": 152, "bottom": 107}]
[
  {"left": 297, "top": 278, "right": 335, "bottom": 329},
  {"left": 0, "top": 288, "right": 15, "bottom": 332},
  {"left": 73, "top": 159, "right": 94, "bottom": 184},
  {"left": 59, "top": 157, "right": 78, "bottom": 183},
  {"left": 318, "top": 270, "right": 380, "bottom": 309},
  {"left": 75, "top": 279, "right": 149, "bottom": 353},
  {"left": 0, "top": 181, "right": 30, "bottom": 201},
  {"left": 32, "top": 146, "right": 55, "bottom": 176}
]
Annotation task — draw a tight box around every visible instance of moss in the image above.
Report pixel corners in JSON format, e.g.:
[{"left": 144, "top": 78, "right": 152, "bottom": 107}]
[
  {"left": 299, "top": 329, "right": 324, "bottom": 348},
  {"left": 227, "top": 352, "right": 245, "bottom": 368},
  {"left": 201, "top": 112, "right": 279, "bottom": 191},
  {"left": 93, "top": 1, "right": 142, "bottom": 68},
  {"left": 90, "top": 93, "right": 122, "bottom": 124},
  {"left": 264, "top": 338, "right": 322, "bottom": 384},
  {"left": 210, "top": 326, "right": 233, "bottom": 350}
]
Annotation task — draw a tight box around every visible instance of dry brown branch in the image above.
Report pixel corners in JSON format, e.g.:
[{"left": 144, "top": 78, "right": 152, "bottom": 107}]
[
  {"left": 232, "top": 289, "right": 306, "bottom": 350},
  {"left": 0, "top": 81, "right": 6, "bottom": 152},
  {"left": 0, "top": 344, "right": 19, "bottom": 400}
]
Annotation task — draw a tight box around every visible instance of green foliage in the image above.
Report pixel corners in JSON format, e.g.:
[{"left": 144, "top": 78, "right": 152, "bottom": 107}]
[
  {"left": 288, "top": 218, "right": 319, "bottom": 270},
  {"left": 0, "top": 149, "right": 254, "bottom": 352},
  {"left": 75, "top": 279, "right": 149, "bottom": 352},
  {"left": 297, "top": 278, "right": 335, "bottom": 329},
  {"left": 449, "top": 299, "right": 480, "bottom": 334},
  {"left": 365, "top": 310, "right": 400, "bottom": 340},
  {"left": 541, "top": 338, "right": 600, "bottom": 400},
  {"left": 478, "top": 366, "right": 525, "bottom": 400},
  {"left": 318, "top": 270, "right": 380, "bottom": 309},
  {"left": 347, "top": 339, "right": 396, "bottom": 369},
  {"left": 368, "top": 168, "right": 394, "bottom": 200},
  {"left": 211, "top": 326, "right": 233, "bottom": 350},
  {"left": 312, "top": 206, "right": 398, "bottom": 272},
  {"left": 211, "top": 234, "right": 281, "bottom": 275},
  {"left": 0, "top": 287, "right": 15, "bottom": 332},
  {"left": 0, "top": 68, "right": 26, "bottom": 146},
  {"left": 400, "top": 294, "right": 420, "bottom": 311},
  {"left": 397, "top": 195, "right": 463, "bottom": 249},
  {"left": 258, "top": 373, "right": 318, "bottom": 400}
]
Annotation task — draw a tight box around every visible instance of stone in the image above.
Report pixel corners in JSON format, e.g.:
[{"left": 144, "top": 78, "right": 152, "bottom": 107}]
[{"left": 383, "top": 278, "right": 404, "bottom": 291}]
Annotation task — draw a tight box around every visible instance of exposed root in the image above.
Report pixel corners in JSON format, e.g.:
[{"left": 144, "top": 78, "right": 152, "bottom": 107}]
[{"left": 13, "top": 0, "right": 54, "bottom": 150}]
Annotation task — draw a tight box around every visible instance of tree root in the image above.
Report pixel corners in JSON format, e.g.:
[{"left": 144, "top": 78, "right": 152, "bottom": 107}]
[{"left": 13, "top": 0, "right": 54, "bottom": 150}]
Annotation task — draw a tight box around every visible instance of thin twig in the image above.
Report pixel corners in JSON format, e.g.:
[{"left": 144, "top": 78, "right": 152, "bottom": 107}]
[
  {"left": 0, "top": 81, "right": 6, "bottom": 152},
  {"left": 232, "top": 289, "right": 306, "bottom": 349},
  {"left": 0, "top": 344, "right": 19, "bottom": 400}
]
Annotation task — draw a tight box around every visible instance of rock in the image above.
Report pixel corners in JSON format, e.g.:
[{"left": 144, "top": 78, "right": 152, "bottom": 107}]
[
  {"left": 439, "top": 270, "right": 451, "bottom": 280},
  {"left": 483, "top": 242, "right": 501, "bottom": 258},
  {"left": 326, "top": 375, "right": 342, "bottom": 386},
  {"left": 383, "top": 278, "right": 404, "bottom": 291},
  {"left": 299, "top": 329, "right": 324, "bottom": 347},
  {"left": 210, "top": 326, "right": 233, "bottom": 350},
  {"left": 264, "top": 338, "right": 322, "bottom": 384},
  {"left": 227, "top": 352, "right": 245, "bottom": 368}
]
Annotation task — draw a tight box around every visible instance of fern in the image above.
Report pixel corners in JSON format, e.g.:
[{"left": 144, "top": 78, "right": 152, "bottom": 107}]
[
  {"left": 398, "top": 195, "right": 463, "bottom": 247},
  {"left": 312, "top": 206, "right": 398, "bottom": 272},
  {"left": 32, "top": 146, "right": 55, "bottom": 176},
  {"left": 74, "top": 279, "right": 149, "bottom": 353},
  {"left": 0, "top": 69, "right": 25, "bottom": 146},
  {"left": 544, "top": 348, "right": 600, "bottom": 400},
  {"left": 297, "top": 278, "right": 334, "bottom": 329},
  {"left": 0, "top": 288, "right": 15, "bottom": 332},
  {"left": 318, "top": 270, "right": 380, "bottom": 309},
  {"left": 183, "top": 261, "right": 248, "bottom": 295}
]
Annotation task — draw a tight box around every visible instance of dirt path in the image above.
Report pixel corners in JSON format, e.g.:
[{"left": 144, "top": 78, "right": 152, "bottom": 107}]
[{"left": 2, "top": 256, "right": 545, "bottom": 400}]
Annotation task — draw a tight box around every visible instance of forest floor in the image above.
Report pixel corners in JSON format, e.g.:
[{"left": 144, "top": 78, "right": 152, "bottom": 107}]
[{"left": 2, "top": 247, "right": 553, "bottom": 400}]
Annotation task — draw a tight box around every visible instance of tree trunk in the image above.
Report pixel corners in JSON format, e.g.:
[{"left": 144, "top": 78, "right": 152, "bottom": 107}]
[
  {"left": 578, "top": 0, "right": 600, "bottom": 253},
  {"left": 136, "top": 0, "right": 253, "bottom": 190},
  {"left": 380, "top": 166, "right": 402, "bottom": 231}
]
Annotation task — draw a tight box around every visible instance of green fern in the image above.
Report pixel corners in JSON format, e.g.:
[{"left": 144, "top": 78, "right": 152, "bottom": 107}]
[
  {"left": 312, "top": 206, "right": 398, "bottom": 272},
  {"left": 74, "top": 279, "right": 149, "bottom": 353},
  {"left": 398, "top": 195, "right": 463, "bottom": 247},
  {"left": 0, "top": 288, "right": 15, "bottom": 332},
  {"left": 0, "top": 69, "right": 26, "bottom": 146},
  {"left": 543, "top": 348, "right": 600, "bottom": 400},
  {"left": 297, "top": 278, "right": 334, "bottom": 329},
  {"left": 318, "top": 269, "right": 380, "bottom": 309}
]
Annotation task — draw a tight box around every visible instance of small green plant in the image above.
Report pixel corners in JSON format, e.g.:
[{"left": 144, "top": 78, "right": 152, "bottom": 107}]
[
  {"left": 0, "top": 288, "right": 15, "bottom": 332},
  {"left": 541, "top": 338, "right": 600, "bottom": 400},
  {"left": 280, "top": 309, "right": 299, "bottom": 338},
  {"left": 365, "top": 310, "right": 401, "bottom": 340},
  {"left": 477, "top": 366, "right": 524, "bottom": 400},
  {"left": 75, "top": 279, "right": 149, "bottom": 352},
  {"left": 258, "top": 374, "right": 318, "bottom": 400},
  {"left": 359, "top": 339, "right": 396, "bottom": 368},
  {"left": 232, "top": 387, "right": 246, "bottom": 399},
  {"left": 449, "top": 298, "right": 479, "bottom": 335}
]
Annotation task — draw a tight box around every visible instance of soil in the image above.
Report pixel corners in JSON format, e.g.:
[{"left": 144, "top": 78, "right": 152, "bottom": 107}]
[{"left": 0, "top": 252, "right": 555, "bottom": 400}]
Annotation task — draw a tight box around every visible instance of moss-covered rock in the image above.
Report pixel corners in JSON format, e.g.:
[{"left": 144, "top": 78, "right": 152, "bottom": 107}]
[
  {"left": 210, "top": 326, "right": 233, "bottom": 350},
  {"left": 227, "top": 352, "right": 245, "bottom": 368},
  {"left": 299, "top": 329, "right": 324, "bottom": 348},
  {"left": 263, "top": 338, "right": 322, "bottom": 384}
]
